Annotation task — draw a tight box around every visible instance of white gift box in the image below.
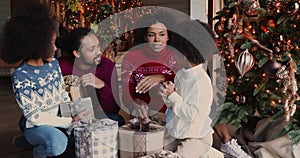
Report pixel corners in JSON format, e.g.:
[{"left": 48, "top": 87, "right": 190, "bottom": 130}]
[{"left": 119, "top": 124, "right": 165, "bottom": 158}]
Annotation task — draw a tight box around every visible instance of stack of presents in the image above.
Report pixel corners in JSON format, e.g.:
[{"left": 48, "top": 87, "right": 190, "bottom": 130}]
[{"left": 62, "top": 75, "right": 223, "bottom": 158}]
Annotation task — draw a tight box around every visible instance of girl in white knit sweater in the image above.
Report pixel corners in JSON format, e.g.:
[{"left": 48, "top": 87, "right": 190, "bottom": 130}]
[{"left": 159, "top": 19, "right": 216, "bottom": 158}]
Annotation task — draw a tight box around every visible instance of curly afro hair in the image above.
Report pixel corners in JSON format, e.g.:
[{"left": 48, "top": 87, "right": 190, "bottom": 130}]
[
  {"left": 0, "top": 0, "right": 58, "bottom": 64},
  {"left": 173, "top": 20, "right": 217, "bottom": 65}
]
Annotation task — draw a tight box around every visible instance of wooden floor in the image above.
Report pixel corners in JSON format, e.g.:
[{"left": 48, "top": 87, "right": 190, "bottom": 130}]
[{"left": 0, "top": 76, "right": 32, "bottom": 157}]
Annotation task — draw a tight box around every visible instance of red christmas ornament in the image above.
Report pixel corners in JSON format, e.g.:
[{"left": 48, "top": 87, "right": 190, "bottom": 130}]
[{"left": 260, "top": 18, "right": 276, "bottom": 33}]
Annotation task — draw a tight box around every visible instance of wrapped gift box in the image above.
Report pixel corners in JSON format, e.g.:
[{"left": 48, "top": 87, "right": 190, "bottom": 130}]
[
  {"left": 63, "top": 75, "right": 87, "bottom": 100},
  {"left": 74, "top": 118, "right": 118, "bottom": 158},
  {"left": 59, "top": 97, "right": 94, "bottom": 118},
  {"left": 119, "top": 124, "right": 165, "bottom": 158}
]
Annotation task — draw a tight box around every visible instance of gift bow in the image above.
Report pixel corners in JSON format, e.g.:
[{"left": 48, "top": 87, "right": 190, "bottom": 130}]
[{"left": 68, "top": 117, "right": 117, "bottom": 135}]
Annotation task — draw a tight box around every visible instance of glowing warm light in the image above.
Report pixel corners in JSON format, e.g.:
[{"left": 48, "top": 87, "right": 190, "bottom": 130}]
[{"left": 271, "top": 100, "right": 276, "bottom": 106}]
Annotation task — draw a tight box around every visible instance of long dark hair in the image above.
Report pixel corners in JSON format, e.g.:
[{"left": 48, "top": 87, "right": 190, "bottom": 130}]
[
  {"left": 0, "top": 0, "right": 58, "bottom": 64},
  {"left": 132, "top": 9, "right": 176, "bottom": 48}
]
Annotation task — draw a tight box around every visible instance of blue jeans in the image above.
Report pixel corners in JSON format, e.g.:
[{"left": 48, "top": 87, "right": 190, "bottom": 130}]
[
  {"left": 107, "top": 113, "right": 125, "bottom": 126},
  {"left": 95, "top": 111, "right": 125, "bottom": 126},
  {"left": 24, "top": 125, "right": 68, "bottom": 158}
]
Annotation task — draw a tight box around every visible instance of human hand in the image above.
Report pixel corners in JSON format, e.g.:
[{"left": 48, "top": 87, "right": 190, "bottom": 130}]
[
  {"left": 136, "top": 74, "right": 165, "bottom": 93},
  {"left": 81, "top": 73, "right": 105, "bottom": 89},
  {"left": 134, "top": 98, "right": 147, "bottom": 106},
  {"left": 133, "top": 98, "right": 149, "bottom": 119},
  {"left": 72, "top": 109, "right": 91, "bottom": 122},
  {"left": 159, "top": 81, "right": 176, "bottom": 97}
]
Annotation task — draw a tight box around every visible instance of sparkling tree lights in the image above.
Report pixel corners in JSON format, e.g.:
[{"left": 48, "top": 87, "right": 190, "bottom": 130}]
[
  {"left": 214, "top": 0, "right": 300, "bottom": 144},
  {"left": 47, "top": 0, "right": 146, "bottom": 60}
]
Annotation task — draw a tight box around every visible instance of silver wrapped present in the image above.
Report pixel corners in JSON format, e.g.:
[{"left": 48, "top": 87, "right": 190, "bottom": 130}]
[
  {"left": 59, "top": 97, "right": 94, "bottom": 118},
  {"left": 74, "top": 118, "right": 118, "bottom": 158}
]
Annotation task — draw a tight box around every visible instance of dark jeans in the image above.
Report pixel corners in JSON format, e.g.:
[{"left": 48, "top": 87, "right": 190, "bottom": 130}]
[
  {"left": 100, "top": 113, "right": 125, "bottom": 127},
  {"left": 18, "top": 116, "right": 75, "bottom": 158},
  {"left": 19, "top": 115, "right": 26, "bottom": 133}
]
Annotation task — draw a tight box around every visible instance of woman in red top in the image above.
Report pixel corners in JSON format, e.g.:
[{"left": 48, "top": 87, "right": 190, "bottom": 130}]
[{"left": 121, "top": 11, "right": 177, "bottom": 118}]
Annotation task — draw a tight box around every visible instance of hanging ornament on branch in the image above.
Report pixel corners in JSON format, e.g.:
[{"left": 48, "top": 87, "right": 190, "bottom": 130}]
[
  {"left": 235, "top": 49, "right": 255, "bottom": 76},
  {"left": 235, "top": 94, "right": 247, "bottom": 105},
  {"left": 263, "top": 60, "right": 283, "bottom": 78}
]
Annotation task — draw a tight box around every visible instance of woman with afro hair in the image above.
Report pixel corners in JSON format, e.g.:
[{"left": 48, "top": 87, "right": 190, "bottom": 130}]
[{"left": 0, "top": 1, "right": 87, "bottom": 157}]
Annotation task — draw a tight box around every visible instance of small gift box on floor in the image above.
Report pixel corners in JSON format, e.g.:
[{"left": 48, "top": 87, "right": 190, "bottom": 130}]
[
  {"left": 59, "top": 97, "right": 94, "bottom": 118},
  {"left": 119, "top": 122, "right": 165, "bottom": 158},
  {"left": 73, "top": 118, "right": 118, "bottom": 158}
]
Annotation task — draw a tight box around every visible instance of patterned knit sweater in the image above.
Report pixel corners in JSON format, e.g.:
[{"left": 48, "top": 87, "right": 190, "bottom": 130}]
[
  {"left": 121, "top": 46, "right": 176, "bottom": 113},
  {"left": 12, "top": 58, "right": 72, "bottom": 129}
]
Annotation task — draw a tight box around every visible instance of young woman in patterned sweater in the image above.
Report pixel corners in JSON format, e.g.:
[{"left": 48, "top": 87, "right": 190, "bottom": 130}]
[
  {"left": 0, "top": 1, "right": 87, "bottom": 157},
  {"left": 121, "top": 11, "right": 177, "bottom": 118}
]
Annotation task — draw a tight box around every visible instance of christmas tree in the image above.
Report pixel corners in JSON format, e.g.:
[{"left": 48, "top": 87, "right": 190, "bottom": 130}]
[
  {"left": 61, "top": 0, "right": 145, "bottom": 60},
  {"left": 214, "top": 0, "right": 300, "bottom": 144}
]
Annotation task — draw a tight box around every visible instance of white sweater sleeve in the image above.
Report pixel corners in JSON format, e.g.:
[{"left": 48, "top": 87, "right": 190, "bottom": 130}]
[
  {"left": 165, "top": 76, "right": 213, "bottom": 123},
  {"left": 27, "top": 108, "right": 72, "bottom": 128}
]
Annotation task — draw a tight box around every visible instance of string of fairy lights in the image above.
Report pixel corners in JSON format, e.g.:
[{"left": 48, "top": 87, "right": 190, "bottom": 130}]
[
  {"left": 47, "top": 0, "right": 144, "bottom": 30},
  {"left": 213, "top": 0, "right": 300, "bottom": 138},
  {"left": 45, "top": 0, "right": 149, "bottom": 60}
]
